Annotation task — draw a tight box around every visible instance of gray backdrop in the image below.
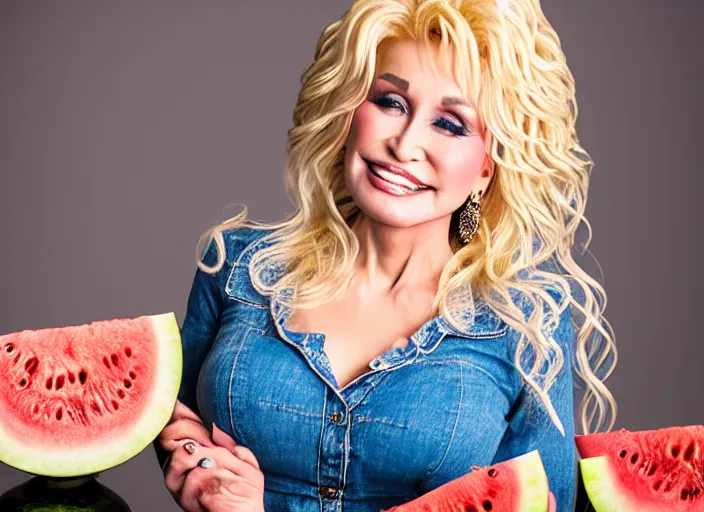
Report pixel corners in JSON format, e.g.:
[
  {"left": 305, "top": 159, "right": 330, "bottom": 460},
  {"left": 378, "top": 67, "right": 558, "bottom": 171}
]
[{"left": 1, "top": 1, "right": 702, "bottom": 510}]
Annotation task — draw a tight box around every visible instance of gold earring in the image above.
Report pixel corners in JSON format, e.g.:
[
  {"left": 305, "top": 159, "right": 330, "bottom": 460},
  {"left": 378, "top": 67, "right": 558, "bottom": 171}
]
[{"left": 459, "top": 192, "right": 481, "bottom": 244}]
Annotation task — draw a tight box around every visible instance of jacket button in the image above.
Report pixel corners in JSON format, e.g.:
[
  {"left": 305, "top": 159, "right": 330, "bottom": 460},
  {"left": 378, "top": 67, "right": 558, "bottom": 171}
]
[
  {"left": 318, "top": 486, "right": 340, "bottom": 499},
  {"left": 329, "top": 412, "right": 344, "bottom": 424}
]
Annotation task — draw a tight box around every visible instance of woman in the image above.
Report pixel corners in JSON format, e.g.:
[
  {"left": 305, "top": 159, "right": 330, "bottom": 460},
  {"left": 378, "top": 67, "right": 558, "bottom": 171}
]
[{"left": 156, "top": 0, "right": 617, "bottom": 510}]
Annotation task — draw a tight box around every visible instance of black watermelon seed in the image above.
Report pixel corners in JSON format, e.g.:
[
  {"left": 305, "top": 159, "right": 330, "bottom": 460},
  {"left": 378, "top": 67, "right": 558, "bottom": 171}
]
[
  {"left": 111, "top": 354, "right": 119, "bottom": 366},
  {"left": 619, "top": 450, "right": 627, "bottom": 458},
  {"left": 681, "top": 489, "right": 689, "bottom": 501},
  {"left": 123, "top": 379, "right": 132, "bottom": 389},
  {"left": 56, "top": 408, "right": 63, "bottom": 421},
  {"left": 79, "top": 369, "right": 87, "bottom": 385},
  {"left": 482, "top": 500, "right": 493, "bottom": 511},
  {"left": 684, "top": 442, "right": 695, "bottom": 461},
  {"left": 19, "top": 378, "right": 27, "bottom": 387},
  {"left": 24, "top": 357, "right": 38, "bottom": 375},
  {"left": 631, "top": 453, "right": 639, "bottom": 464},
  {"left": 648, "top": 463, "right": 657, "bottom": 476},
  {"left": 488, "top": 468, "right": 497, "bottom": 477},
  {"left": 672, "top": 446, "right": 681, "bottom": 457},
  {"left": 5, "top": 344, "right": 14, "bottom": 353}
]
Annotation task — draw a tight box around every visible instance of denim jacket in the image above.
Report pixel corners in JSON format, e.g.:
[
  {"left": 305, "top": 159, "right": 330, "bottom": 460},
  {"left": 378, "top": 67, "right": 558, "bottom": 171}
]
[{"left": 178, "top": 227, "right": 577, "bottom": 511}]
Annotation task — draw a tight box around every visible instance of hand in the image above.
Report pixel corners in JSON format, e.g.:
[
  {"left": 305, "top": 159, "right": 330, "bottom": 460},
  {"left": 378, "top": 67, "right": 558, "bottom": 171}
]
[
  {"left": 157, "top": 400, "right": 264, "bottom": 511},
  {"left": 180, "top": 424, "right": 265, "bottom": 512},
  {"left": 549, "top": 491, "right": 556, "bottom": 512}
]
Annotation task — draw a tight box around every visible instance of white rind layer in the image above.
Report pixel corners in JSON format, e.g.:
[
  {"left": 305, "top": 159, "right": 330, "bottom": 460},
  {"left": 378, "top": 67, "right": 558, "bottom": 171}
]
[
  {"left": 0, "top": 313, "right": 182, "bottom": 477},
  {"left": 514, "top": 450, "right": 550, "bottom": 511},
  {"left": 580, "top": 456, "right": 647, "bottom": 512}
]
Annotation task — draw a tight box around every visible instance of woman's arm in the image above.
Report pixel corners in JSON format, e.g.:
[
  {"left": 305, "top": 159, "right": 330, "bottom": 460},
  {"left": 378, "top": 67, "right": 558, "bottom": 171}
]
[{"left": 491, "top": 301, "right": 577, "bottom": 512}]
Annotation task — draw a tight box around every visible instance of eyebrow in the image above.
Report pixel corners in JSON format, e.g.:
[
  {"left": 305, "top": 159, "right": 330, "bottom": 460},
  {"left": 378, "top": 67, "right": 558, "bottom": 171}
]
[
  {"left": 375, "top": 73, "right": 476, "bottom": 111},
  {"left": 376, "top": 73, "right": 409, "bottom": 91}
]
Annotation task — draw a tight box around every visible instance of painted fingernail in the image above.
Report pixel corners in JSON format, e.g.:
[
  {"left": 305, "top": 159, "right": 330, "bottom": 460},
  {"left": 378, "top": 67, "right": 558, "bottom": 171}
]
[{"left": 183, "top": 441, "right": 197, "bottom": 454}]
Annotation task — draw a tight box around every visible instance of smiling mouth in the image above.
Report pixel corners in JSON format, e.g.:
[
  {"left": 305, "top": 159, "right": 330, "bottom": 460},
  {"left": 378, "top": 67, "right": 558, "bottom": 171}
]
[{"left": 364, "top": 160, "right": 433, "bottom": 193}]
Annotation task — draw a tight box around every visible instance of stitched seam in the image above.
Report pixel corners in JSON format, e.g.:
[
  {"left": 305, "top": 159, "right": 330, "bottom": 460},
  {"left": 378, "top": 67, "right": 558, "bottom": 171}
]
[
  {"left": 228, "top": 294, "right": 268, "bottom": 308},
  {"left": 316, "top": 394, "right": 327, "bottom": 510},
  {"left": 257, "top": 399, "right": 323, "bottom": 419},
  {"left": 228, "top": 326, "right": 251, "bottom": 441},
  {"left": 424, "top": 359, "right": 463, "bottom": 478}
]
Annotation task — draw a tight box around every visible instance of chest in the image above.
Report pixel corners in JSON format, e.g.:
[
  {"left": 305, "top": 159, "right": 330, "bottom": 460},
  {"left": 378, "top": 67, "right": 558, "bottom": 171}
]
[
  {"left": 285, "top": 289, "right": 436, "bottom": 388},
  {"left": 197, "top": 319, "right": 515, "bottom": 500}
]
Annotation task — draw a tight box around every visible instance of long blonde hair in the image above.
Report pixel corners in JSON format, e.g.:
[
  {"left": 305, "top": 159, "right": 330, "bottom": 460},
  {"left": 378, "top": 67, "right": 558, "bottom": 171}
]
[{"left": 198, "top": 0, "right": 617, "bottom": 435}]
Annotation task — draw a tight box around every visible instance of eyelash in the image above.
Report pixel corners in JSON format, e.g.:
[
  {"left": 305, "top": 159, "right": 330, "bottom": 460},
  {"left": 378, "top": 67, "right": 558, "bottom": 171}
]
[{"left": 371, "top": 93, "right": 471, "bottom": 138}]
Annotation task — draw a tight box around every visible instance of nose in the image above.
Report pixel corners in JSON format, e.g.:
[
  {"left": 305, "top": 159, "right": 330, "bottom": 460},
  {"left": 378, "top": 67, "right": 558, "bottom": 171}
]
[{"left": 386, "top": 114, "right": 427, "bottom": 162}]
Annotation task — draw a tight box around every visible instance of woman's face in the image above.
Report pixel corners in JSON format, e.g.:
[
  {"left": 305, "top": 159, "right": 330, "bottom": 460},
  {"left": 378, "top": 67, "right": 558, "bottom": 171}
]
[{"left": 344, "top": 39, "right": 491, "bottom": 230}]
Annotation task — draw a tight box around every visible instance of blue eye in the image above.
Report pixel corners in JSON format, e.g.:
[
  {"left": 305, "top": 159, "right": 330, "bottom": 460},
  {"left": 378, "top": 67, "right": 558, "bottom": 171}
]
[{"left": 434, "top": 117, "right": 469, "bottom": 137}]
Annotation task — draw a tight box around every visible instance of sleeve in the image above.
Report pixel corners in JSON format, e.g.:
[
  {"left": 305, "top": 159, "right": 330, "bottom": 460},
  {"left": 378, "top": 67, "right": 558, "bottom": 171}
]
[
  {"left": 491, "top": 301, "right": 577, "bottom": 512},
  {"left": 177, "top": 236, "right": 226, "bottom": 416}
]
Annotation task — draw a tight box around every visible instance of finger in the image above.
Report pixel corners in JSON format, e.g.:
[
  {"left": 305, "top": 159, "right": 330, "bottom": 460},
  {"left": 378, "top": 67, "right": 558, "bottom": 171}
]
[
  {"left": 199, "top": 479, "right": 262, "bottom": 509},
  {"left": 159, "top": 418, "right": 214, "bottom": 451},
  {"left": 172, "top": 400, "right": 204, "bottom": 424},
  {"left": 232, "top": 445, "right": 261, "bottom": 470},
  {"left": 548, "top": 491, "right": 556, "bottom": 512},
  {"left": 211, "top": 423, "right": 237, "bottom": 452},
  {"left": 180, "top": 467, "right": 253, "bottom": 512},
  {"left": 165, "top": 445, "right": 261, "bottom": 494},
  {"left": 163, "top": 441, "right": 206, "bottom": 494}
]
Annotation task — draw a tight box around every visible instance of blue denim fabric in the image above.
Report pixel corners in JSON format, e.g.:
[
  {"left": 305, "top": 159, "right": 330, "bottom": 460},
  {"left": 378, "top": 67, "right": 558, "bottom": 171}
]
[{"left": 178, "top": 227, "right": 577, "bottom": 511}]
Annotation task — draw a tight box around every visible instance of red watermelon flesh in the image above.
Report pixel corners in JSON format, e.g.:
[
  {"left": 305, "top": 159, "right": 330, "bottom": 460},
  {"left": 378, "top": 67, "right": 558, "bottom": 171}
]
[
  {"left": 384, "top": 451, "right": 549, "bottom": 511},
  {"left": 0, "top": 313, "right": 182, "bottom": 477},
  {"left": 575, "top": 425, "right": 704, "bottom": 511}
]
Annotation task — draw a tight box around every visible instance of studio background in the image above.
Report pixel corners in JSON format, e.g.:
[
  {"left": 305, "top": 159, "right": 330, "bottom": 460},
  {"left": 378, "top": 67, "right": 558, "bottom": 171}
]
[{"left": 1, "top": 1, "right": 702, "bottom": 510}]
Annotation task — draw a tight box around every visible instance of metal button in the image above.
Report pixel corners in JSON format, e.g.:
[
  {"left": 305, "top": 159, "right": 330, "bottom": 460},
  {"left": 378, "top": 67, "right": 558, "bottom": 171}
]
[
  {"left": 318, "top": 486, "right": 340, "bottom": 499},
  {"left": 329, "top": 412, "right": 344, "bottom": 424}
]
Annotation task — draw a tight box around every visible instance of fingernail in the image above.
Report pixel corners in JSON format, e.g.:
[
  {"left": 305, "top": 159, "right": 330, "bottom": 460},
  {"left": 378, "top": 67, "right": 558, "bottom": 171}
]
[{"left": 183, "top": 441, "right": 197, "bottom": 454}]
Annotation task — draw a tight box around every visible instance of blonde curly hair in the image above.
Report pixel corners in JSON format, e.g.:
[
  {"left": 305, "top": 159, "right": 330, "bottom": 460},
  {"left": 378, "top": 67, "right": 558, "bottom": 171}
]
[{"left": 198, "top": 0, "right": 617, "bottom": 435}]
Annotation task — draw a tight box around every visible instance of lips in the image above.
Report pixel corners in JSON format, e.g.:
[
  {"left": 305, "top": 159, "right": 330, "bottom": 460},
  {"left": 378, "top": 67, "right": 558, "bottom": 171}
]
[{"left": 363, "top": 159, "right": 432, "bottom": 192}]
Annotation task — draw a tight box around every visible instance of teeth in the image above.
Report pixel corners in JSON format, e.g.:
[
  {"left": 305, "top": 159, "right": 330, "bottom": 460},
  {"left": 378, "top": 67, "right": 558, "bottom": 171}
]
[{"left": 370, "top": 166, "right": 427, "bottom": 190}]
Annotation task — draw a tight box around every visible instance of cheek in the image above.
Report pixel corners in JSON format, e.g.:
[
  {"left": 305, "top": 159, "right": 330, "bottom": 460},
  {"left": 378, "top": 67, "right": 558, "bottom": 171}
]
[
  {"left": 435, "top": 138, "right": 487, "bottom": 186},
  {"left": 347, "top": 102, "right": 392, "bottom": 149}
]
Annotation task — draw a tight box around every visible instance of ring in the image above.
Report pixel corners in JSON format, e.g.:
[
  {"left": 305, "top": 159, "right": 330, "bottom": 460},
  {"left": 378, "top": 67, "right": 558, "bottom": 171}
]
[{"left": 197, "top": 457, "right": 216, "bottom": 469}]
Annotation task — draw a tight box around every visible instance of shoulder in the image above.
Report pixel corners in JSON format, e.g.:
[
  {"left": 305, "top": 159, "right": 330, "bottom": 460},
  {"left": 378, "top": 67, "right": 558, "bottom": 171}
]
[{"left": 220, "top": 225, "right": 278, "bottom": 262}]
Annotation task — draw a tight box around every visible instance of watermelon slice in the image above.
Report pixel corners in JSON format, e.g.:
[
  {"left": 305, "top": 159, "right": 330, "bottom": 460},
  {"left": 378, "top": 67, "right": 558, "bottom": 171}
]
[
  {"left": 575, "top": 425, "right": 704, "bottom": 511},
  {"left": 0, "top": 313, "right": 182, "bottom": 477},
  {"left": 384, "top": 450, "right": 549, "bottom": 511}
]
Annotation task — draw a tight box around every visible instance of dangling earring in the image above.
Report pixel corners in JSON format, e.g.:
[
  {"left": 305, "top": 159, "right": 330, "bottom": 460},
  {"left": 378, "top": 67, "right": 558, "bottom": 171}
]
[{"left": 459, "top": 191, "right": 482, "bottom": 244}]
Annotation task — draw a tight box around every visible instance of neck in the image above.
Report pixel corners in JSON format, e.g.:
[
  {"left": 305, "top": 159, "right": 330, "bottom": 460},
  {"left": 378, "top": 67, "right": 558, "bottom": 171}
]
[{"left": 350, "top": 213, "right": 454, "bottom": 295}]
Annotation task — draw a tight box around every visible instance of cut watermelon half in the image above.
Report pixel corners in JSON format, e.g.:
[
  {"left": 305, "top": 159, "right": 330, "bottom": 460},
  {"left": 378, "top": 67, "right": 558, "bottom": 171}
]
[
  {"left": 575, "top": 425, "right": 704, "bottom": 511},
  {"left": 385, "top": 450, "right": 549, "bottom": 511},
  {"left": 0, "top": 313, "right": 182, "bottom": 477}
]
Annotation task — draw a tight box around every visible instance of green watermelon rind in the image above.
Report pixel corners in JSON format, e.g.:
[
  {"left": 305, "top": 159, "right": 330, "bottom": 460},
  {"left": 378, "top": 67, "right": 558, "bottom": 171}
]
[
  {"left": 0, "top": 313, "right": 182, "bottom": 477},
  {"left": 580, "top": 456, "right": 650, "bottom": 512}
]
